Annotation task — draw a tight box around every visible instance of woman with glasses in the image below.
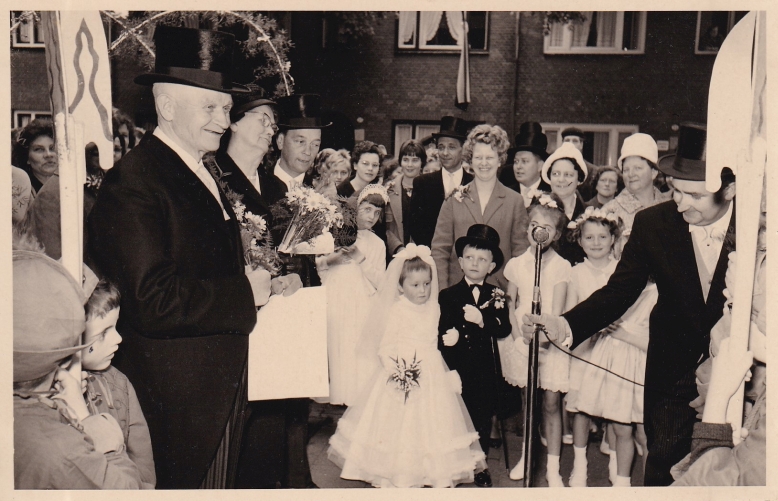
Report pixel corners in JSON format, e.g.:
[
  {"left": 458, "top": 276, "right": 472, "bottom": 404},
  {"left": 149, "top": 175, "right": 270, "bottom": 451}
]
[
  {"left": 541, "top": 142, "right": 589, "bottom": 265},
  {"left": 207, "top": 87, "right": 278, "bottom": 224}
]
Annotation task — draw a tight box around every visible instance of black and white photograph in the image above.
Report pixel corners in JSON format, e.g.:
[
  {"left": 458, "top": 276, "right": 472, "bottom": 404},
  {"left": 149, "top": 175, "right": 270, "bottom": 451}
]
[{"left": 4, "top": 3, "right": 774, "bottom": 499}]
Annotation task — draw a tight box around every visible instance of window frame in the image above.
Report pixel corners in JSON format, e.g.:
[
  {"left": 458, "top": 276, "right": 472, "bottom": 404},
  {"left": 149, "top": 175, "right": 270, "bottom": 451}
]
[
  {"left": 13, "top": 111, "right": 52, "bottom": 129},
  {"left": 392, "top": 119, "right": 441, "bottom": 157},
  {"left": 540, "top": 123, "right": 639, "bottom": 167},
  {"left": 11, "top": 13, "right": 45, "bottom": 48},
  {"left": 543, "top": 11, "right": 646, "bottom": 55},
  {"left": 694, "top": 11, "right": 748, "bottom": 55},
  {"left": 395, "top": 11, "right": 490, "bottom": 54}
]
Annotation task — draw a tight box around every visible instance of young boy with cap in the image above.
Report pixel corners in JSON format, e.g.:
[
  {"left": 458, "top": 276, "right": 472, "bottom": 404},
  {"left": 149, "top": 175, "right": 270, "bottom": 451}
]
[
  {"left": 438, "top": 224, "right": 512, "bottom": 487},
  {"left": 13, "top": 243, "right": 142, "bottom": 489}
]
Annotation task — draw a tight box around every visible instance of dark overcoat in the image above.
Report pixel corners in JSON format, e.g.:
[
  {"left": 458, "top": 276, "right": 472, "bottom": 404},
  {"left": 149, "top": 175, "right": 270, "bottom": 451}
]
[
  {"left": 89, "top": 134, "right": 257, "bottom": 488},
  {"left": 408, "top": 169, "right": 473, "bottom": 248}
]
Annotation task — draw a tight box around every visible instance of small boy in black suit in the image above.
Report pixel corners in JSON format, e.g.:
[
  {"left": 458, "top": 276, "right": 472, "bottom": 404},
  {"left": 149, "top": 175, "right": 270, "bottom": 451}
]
[{"left": 438, "top": 224, "right": 511, "bottom": 488}]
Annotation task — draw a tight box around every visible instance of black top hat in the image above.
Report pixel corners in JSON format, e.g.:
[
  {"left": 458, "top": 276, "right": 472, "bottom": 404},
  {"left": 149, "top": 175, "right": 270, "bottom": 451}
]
[
  {"left": 230, "top": 84, "right": 276, "bottom": 123},
  {"left": 657, "top": 122, "right": 707, "bottom": 181},
  {"left": 561, "top": 127, "right": 585, "bottom": 139},
  {"left": 134, "top": 26, "right": 248, "bottom": 93},
  {"left": 276, "top": 94, "right": 332, "bottom": 129},
  {"left": 508, "top": 122, "right": 550, "bottom": 162},
  {"left": 432, "top": 116, "right": 470, "bottom": 143},
  {"left": 455, "top": 224, "right": 504, "bottom": 271}
]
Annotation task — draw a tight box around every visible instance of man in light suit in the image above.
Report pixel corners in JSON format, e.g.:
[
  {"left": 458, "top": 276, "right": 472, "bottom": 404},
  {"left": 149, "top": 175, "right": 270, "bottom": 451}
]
[
  {"left": 89, "top": 27, "right": 298, "bottom": 489},
  {"left": 408, "top": 116, "right": 473, "bottom": 247},
  {"left": 521, "top": 123, "right": 736, "bottom": 485}
]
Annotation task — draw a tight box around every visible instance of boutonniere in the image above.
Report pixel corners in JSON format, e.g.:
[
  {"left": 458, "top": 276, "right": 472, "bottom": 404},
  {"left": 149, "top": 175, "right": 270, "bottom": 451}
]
[
  {"left": 479, "top": 288, "right": 506, "bottom": 310},
  {"left": 85, "top": 172, "right": 103, "bottom": 191},
  {"left": 385, "top": 178, "right": 399, "bottom": 195},
  {"left": 448, "top": 184, "right": 473, "bottom": 203}
]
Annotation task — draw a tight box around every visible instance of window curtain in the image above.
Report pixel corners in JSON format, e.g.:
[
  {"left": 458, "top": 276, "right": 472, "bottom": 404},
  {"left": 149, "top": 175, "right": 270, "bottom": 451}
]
[
  {"left": 445, "top": 11, "right": 465, "bottom": 44},
  {"left": 592, "top": 131, "right": 610, "bottom": 166},
  {"left": 398, "top": 11, "right": 416, "bottom": 45},
  {"left": 571, "top": 11, "right": 593, "bottom": 47},
  {"left": 419, "top": 11, "right": 444, "bottom": 42},
  {"left": 597, "top": 12, "right": 617, "bottom": 47}
]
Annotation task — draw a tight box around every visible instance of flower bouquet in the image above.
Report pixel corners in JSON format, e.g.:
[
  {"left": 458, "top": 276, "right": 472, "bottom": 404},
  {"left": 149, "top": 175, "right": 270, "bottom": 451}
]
[
  {"left": 271, "top": 185, "right": 344, "bottom": 255},
  {"left": 386, "top": 352, "right": 422, "bottom": 403}
]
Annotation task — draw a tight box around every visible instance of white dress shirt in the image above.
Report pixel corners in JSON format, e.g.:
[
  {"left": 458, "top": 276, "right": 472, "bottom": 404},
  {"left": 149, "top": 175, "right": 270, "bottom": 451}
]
[
  {"left": 689, "top": 202, "right": 733, "bottom": 300},
  {"left": 442, "top": 166, "right": 464, "bottom": 197},
  {"left": 154, "top": 127, "right": 229, "bottom": 220},
  {"left": 464, "top": 277, "right": 484, "bottom": 303},
  {"left": 274, "top": 160, "right": 306, "bottom": 191},
  {"left": 519, "top": 178, "right": 543, "bottom": 208}
]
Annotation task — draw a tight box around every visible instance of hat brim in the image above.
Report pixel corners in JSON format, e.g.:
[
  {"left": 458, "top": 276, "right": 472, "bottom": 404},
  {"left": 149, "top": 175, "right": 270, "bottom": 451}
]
[
  {"left": 657, "top": 154, "right": 706, "bottom": 181},
  {"left": 432, "top": 132, "right": 466, "bottom": 142},
  {"left": 454, "top": 237, "right": 504, "bottom": 271},
  {"left": 134, "top": 73, "right": 250, "bottom": 94},
  {"left": 13, "top": 342, "right": 92, "bottom": 383},
  {"left": 277, "top": 121, "right": 332, "bottom": 130}
]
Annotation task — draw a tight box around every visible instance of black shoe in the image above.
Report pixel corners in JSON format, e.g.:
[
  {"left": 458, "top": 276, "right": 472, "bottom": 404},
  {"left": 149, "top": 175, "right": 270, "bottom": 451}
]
[
  {"left": 490, "top": 437, "right": 503, "bottom": 449},
  {"left": 475, "top": 470, "right": 493, "bottom": 487}
]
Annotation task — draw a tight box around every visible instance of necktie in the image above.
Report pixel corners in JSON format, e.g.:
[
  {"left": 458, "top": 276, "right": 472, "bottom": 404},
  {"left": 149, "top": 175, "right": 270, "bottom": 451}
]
[{"left": 470, "top": 284, "right": 480, "bottom": 303}]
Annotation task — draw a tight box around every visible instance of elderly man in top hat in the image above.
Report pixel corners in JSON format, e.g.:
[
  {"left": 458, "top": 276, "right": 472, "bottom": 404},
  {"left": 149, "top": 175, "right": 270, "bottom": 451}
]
[
  {"left": 501, "top": 121, "right": 552, "bottom": 207},
  {"left": 409, "top": 116, "right": 474, "bottom": 247},
  {"left": 89, "top": 26, "right": 299, "bottom": 489},
  {"left": 560, "top": 127, "right": 601, "bottom": 200},
  {"left": 521, "top": 123, "right": 736, "bottom": 485}
]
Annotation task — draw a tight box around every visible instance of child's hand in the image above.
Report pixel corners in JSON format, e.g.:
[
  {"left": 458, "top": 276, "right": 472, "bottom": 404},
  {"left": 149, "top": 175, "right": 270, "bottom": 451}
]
[
  {"left": 463, "top": 305, "right": 484, "bottom": 327},
  {"left": 53, "top": 368, "right": 90, "bottom": 422},
  {"left": 442, "top": 328, "right": 459, "bottom": 346}
]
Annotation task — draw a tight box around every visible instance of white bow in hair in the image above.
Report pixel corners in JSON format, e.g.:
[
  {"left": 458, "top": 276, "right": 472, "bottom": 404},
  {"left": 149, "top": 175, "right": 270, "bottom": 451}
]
[{"left": 395, "top": 243, "right": 435, "bottom": 267}]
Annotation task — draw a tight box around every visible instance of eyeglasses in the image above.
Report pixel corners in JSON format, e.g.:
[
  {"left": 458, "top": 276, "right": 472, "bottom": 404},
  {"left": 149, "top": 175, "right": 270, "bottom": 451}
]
[{"left": 246, "top": 110, "right": 278, "bottom": 132}]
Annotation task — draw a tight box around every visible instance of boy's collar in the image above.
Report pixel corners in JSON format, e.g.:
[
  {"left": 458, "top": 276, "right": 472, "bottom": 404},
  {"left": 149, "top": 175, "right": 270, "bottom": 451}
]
[{"left": 464, "top": 277, "right": 484, "bottom": 287}]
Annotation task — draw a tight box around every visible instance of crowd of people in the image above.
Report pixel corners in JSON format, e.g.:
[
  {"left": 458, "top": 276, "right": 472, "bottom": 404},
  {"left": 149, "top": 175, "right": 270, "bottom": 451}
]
[{"left": 12, "top": 25, "right": 765, "bottom": 490}]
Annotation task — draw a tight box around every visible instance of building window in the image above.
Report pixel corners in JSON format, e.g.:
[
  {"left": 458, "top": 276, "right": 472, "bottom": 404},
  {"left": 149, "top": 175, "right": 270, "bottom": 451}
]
[
  {"left": 392, "top": 120, "right": 441, "bottom": 157},
  {"left": 11, "top": 12, "right": 45, "bottom": 48},
  {"left": 397, "top": 12, "right": 488, "bottom": 52},
  {"left": 695, "top": 11, "right": 748, "bottom": 55},
  {"left": 541, "top": 123, "right": 639, "bottom": 167},
  {"left": 13, "top": 111, "right": 52, "bottom": 129},
  {"left": 544, "top": 12, "right": 646, "bottom": 55}
]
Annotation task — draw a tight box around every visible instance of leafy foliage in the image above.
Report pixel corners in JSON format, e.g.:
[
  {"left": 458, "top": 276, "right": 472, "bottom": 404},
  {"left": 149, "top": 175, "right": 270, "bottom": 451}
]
[{"left": 542, "top": 11, "right": 589, "bottom": 36}]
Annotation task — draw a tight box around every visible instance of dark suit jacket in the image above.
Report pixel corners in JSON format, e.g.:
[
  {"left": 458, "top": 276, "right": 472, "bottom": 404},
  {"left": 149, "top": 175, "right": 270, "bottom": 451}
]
[
  {"left": 88, "top": 135, "right": 257, "bottom": 488},
  {"left": 409, "top": 168, "right": 473, "bottom": 248},
  {"left": 555, "top": 193, "right": 587, "bottom": 266},
  {"left": 212, "top": 150, "right": 271, "bottom": 221},
  {"left": 438, "top": 279, "right": 511, "bottom": 408},
  {"left": 563, "top": 200, "right": 735, "bottom": 393},
  {"left": 503, "top": 178, "right": 552, "bottom": 195}
]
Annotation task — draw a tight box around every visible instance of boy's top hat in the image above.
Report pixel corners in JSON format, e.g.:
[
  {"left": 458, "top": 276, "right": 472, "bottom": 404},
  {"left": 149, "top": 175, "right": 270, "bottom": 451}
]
[
  {"left": 134, "top": 26, "right": 249, "bottom": 93},
  {"left": 432, "top": 116, "right": 470, "bottom": 143},
  {"left": 657, "top": 123, "right": 707, "bottom": 181},
  {"left": 455, "top": 224, "right": 504, "bottom": 271},
  {"left": 508, "top": 121, "right": 550, "bottom": 162},
  {"left": 13, "top": 251, "right": 93, "bottom": 383},
  {"left": 276, "top": 94, "right": 332, "bottom": 129},
  {"left": 230, "top": 84, "right": 276, "bottom": 123}
]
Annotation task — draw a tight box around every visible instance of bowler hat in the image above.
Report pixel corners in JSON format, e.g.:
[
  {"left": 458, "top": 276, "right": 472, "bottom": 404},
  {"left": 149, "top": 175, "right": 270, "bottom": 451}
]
[
  {"left": 455, "top": 224, "right": 504, "bottom": 271},
  {"left": 230, "top": 84, "right": 276, "bottom": 123},
  {"left": 13, "top": 250, "right": 93, "bottom": 383},
  {"left": 657, "top": 123, "right": 707, "bottom": 181},
  {"left": 276, "top": 94, "right": 332, "bottom": 129},
  {"left": 432, "top": 116, "right": 470, "bottom": 143},
  {"left": 507, "top": 122, "right": 550, "bottom": 162},
  {"left": 134, "top": 26, "right": 249, "bottom": 93},
  {"left": 561, "top": 127, "right": 585, "bottom": 140}
]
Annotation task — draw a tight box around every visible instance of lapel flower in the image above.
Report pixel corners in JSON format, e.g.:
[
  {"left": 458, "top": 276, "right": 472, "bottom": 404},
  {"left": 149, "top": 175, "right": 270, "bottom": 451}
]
[
  {"left": 479, "top": 287, "right": 506, "bottom": 310},
  {"left": 449, "top": 184, "right": 473, "bottom": 203}
]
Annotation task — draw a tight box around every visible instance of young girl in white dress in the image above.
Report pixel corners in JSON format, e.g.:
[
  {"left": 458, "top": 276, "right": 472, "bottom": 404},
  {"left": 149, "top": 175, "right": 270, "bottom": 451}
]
[
  {"left": 316, "top": 185, "right": 387, "bottom": 406},
  {"left": 328, "top": 245, "right": 487, "bottom": 488},
  {"left": 502, "top": 193, "right": 571, "bottom": 486},
  {"left": 566, "top": 207, "right": 652, "bottom": 487}
]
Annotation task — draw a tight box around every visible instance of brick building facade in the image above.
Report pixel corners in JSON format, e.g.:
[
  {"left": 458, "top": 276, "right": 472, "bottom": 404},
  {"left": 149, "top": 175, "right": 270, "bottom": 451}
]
[{"left": 12, "top": 11, "right": 728, "bottom": 164}]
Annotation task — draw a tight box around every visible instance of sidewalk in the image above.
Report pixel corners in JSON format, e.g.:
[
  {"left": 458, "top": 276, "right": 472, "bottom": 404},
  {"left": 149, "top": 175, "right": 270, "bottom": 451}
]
[{"left": 307, "top": 402, "right": 645, "bottom": 488}]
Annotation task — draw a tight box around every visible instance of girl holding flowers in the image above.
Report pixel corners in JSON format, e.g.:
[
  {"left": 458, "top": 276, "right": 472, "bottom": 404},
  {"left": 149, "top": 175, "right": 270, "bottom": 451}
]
[
  {"left": 328, "top": 244, "right": 486, "bottom": 488},
  {"left": 316, "top": 185, "right": 387, "bottom": 405}
]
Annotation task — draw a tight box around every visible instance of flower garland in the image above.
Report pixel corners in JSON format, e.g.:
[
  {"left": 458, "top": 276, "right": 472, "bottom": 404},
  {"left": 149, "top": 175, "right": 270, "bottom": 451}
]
[{"left": 567, "top": 205, "right": 619, "bottom": 230}]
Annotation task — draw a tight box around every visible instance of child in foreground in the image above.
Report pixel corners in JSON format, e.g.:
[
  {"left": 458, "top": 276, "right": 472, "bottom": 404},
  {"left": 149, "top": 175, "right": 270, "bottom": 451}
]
[
  {"left": 328, "top": 244, "right": 486, "bottom": 487},
  {"left": 438, "top": 224, "right": 512, "bottom": 488},
  {"left": 82, "top": 280, "right": 156, "bottom": 488}
]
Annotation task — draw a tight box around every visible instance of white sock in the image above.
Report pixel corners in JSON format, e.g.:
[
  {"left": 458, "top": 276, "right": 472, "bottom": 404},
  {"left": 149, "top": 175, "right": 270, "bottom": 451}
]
[
  {"left": 608, "top": 450, "right": 618, "bottom": 483},
  {"left": 547, "top": 454, "right": 561, "bottom": 475},
  {"left": 613, "top": 475, "right": 631, "bottom": 487},
  {"left": 573, "top": 445, "right": 587, "bottom": 464}
]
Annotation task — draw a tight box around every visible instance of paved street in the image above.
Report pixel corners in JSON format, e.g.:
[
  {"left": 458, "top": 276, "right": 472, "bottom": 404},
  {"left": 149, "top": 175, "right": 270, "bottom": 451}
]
[{"left": 307, "top": 402, "right": 645, "bottom": 489}]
